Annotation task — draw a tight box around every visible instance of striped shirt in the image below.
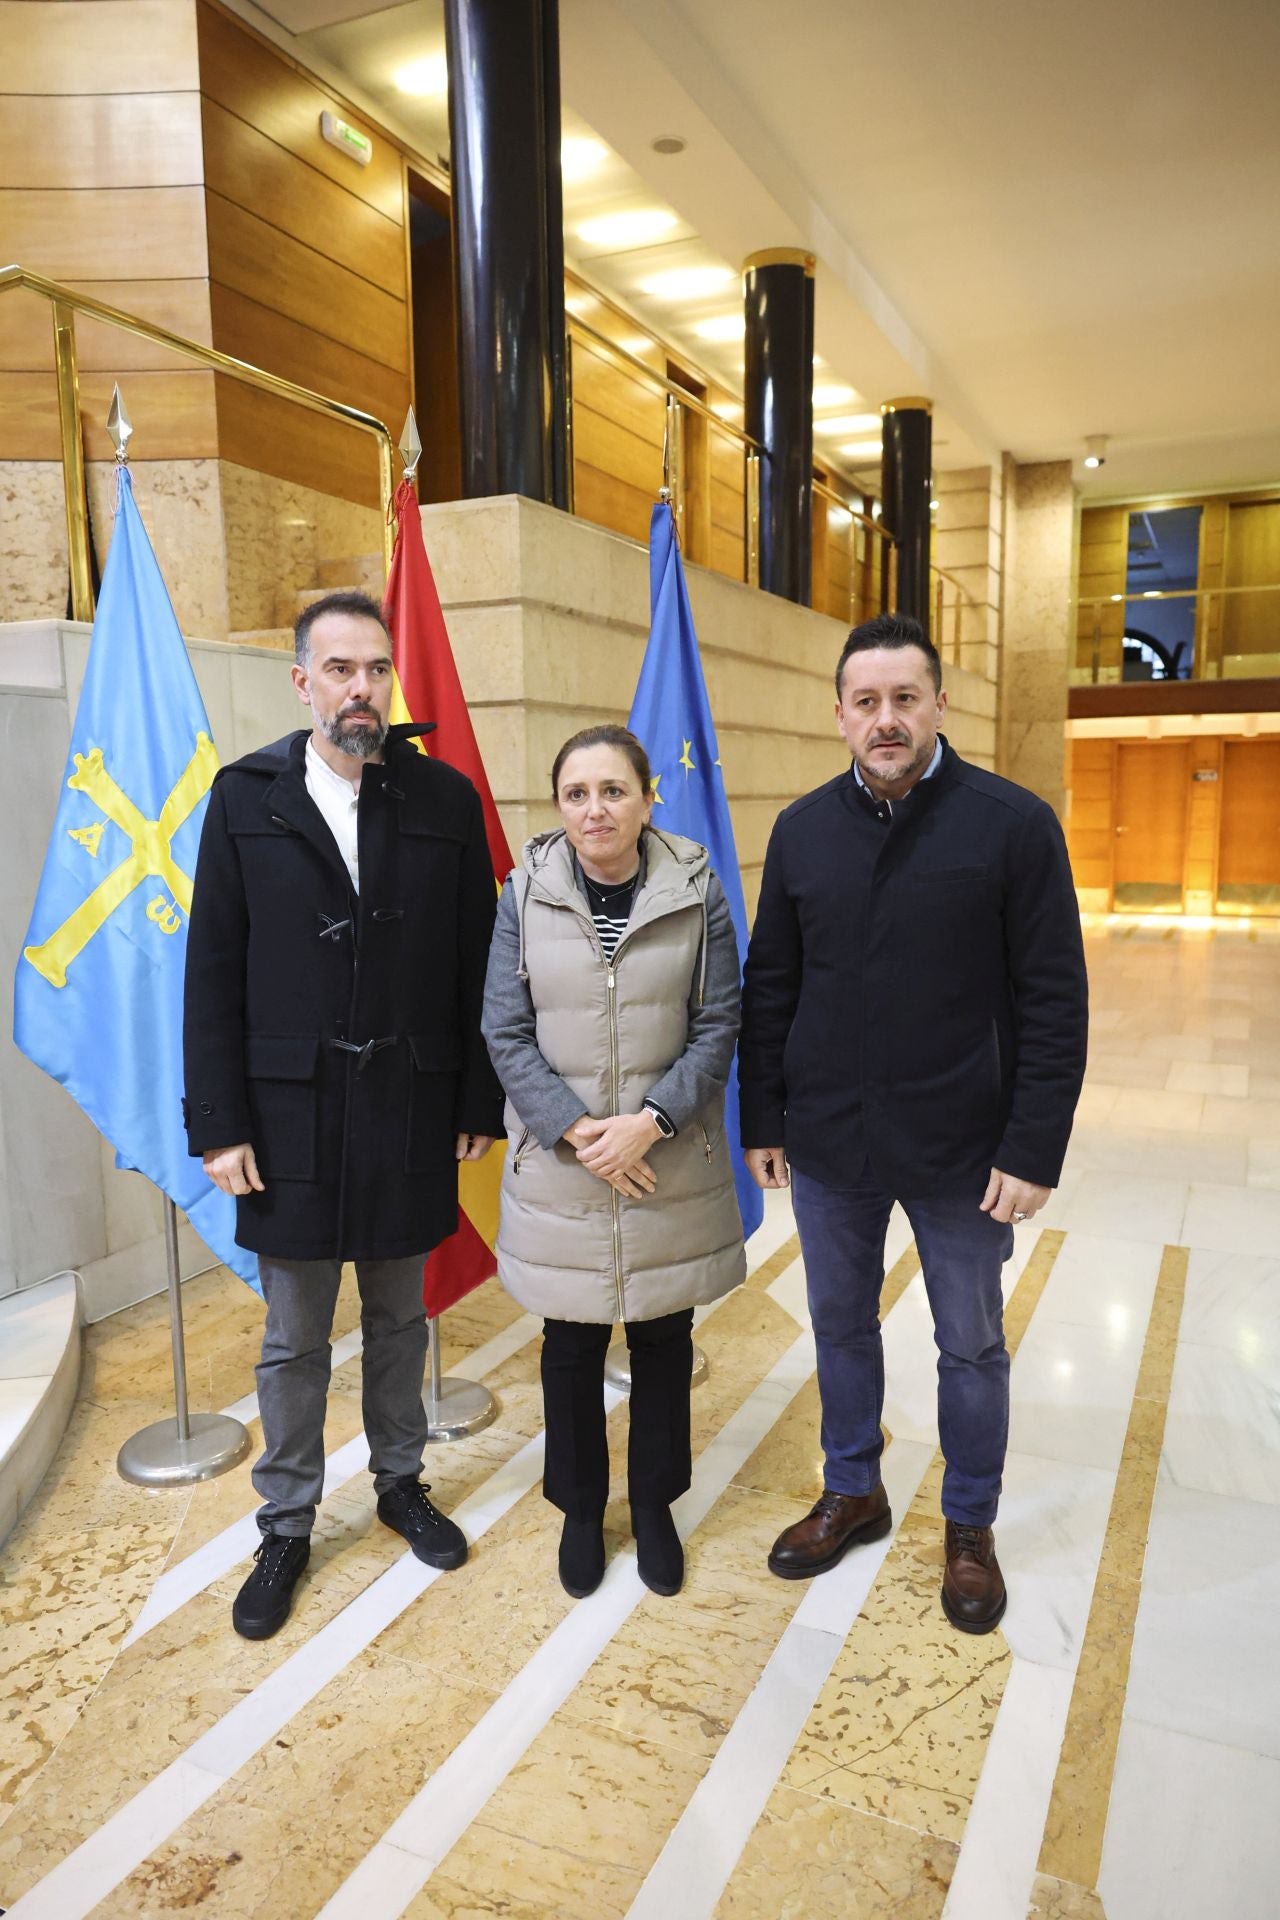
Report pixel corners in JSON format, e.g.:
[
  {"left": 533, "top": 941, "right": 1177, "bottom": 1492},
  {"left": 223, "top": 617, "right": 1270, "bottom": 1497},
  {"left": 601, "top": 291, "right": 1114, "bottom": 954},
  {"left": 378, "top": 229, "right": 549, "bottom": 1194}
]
[{"left": 582, "top": 873, "right": 637, "bottom": 963}]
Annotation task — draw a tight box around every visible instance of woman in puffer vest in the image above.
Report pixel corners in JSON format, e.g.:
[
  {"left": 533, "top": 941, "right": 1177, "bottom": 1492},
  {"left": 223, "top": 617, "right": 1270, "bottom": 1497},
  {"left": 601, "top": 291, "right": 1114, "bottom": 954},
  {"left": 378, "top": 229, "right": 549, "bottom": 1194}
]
[{"left": 482, "top": 725, "right": 746, "bottom": 1599}]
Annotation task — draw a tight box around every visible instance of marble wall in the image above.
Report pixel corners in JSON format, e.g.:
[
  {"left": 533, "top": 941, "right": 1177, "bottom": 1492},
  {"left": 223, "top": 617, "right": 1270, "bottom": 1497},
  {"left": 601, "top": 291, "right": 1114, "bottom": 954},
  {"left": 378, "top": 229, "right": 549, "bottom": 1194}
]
[
  {"left": 218, "top": 462, "right": 385, "bottom": 639},
  {"left": 934, "top": 465, "right": 1003, "bottom": 687},
  {"left": 999, "top": 459, "right": 1076, "bottom": 816}
]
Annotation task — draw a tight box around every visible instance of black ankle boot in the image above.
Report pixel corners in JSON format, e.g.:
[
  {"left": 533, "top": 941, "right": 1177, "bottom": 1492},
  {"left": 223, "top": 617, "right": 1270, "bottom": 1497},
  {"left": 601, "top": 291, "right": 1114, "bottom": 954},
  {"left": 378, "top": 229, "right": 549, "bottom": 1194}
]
[
  {"left": 558, "top": 1513, "right": 606, "bottom": 1598},
  {"left": 632, "top": 1503, "right": 683, "bottom": 1596}
]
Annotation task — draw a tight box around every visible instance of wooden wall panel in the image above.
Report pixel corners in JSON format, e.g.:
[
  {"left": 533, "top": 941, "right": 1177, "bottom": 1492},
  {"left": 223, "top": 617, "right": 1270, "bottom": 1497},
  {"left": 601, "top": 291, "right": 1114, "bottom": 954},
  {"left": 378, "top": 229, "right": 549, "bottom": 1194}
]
[
  {"left": 1220, "top": 740, "right": 1280, "bottom": 888},
  {"left": 0, "top": 280, "right": 213, "bottom": 372},
  {"left": 1223, "top": 502, "right": 1280, "bottom": 661},
  {"left": 214, "top": 378, "right": 395, "bottom": 510},
  {"left": 572, "top": 405, "right": 663, "bottom": 508},
  {"left": 202, "top": 99, "right": 403, "bottom": 293},
  {"left": 205, "top": 194, "right": 406, "bottom": 373},
  {"left": 0, "top": 187, "right": 208, "bottom": 282},
  {"left": 1184, "top": 736, "right": 1223, "bottom": 910},
  {"left": 196, "top": 1, "right": 403, "bottom": 223},
  {"left": 1065, "top": 738, "right": 1115, "bottom": 896},
  {"left": 0, "top": 369, "right": 218, "bottom": 460},
  {"left": 1076, "top": 505, "right": 1128, "bottom": 676},
  {"left": 0, "top": 0, "right": 199, "bottom": 94},
  {"left": 209, "top": 285, "right": 404, "bottom": 431},
  {"left": 0, "top": 93, "right": 203, "bottom": 189},
  {"left": 572, "top": 464, "right": 654, "bottom": 547},
  {"left": 571, "top": 348, "right": 665, "bottom": 455}
]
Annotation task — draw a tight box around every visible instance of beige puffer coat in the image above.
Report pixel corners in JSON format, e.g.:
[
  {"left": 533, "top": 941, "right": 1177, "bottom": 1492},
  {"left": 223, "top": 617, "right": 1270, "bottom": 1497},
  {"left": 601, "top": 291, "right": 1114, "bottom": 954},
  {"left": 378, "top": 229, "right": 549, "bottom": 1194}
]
[{"left": 491, "top": 828, "right": 746, "bottom": 1323}]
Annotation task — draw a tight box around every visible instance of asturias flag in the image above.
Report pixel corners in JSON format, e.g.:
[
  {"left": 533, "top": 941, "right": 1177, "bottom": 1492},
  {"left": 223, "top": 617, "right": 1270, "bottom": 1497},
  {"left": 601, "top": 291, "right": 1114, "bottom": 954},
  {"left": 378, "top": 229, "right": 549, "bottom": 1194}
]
[
  {"left": 384, "top": 478, "right": 510, "bottom": 1315},
  {"left": 628, "top": 501, "right": 764, "bottom": 1241},
  {"left": 13, "top": 467, "right": 260, "bottom": 1292}
]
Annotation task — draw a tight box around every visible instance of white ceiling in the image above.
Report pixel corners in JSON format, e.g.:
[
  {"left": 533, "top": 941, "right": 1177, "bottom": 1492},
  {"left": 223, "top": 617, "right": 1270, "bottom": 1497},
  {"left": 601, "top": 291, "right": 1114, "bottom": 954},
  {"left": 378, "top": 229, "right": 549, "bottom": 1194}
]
[{"left": 237, "top": 0, "right": 1280, "bottom": 498}]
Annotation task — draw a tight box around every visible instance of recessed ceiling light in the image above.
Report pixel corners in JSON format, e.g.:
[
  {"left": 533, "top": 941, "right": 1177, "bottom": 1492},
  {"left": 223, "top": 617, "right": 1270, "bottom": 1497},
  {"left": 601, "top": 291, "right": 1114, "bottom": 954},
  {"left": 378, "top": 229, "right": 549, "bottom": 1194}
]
[
  {"left": 619, "top": 335, "right": 654, "bottom": 356},
  {"left": 394, "top": 53, "right": 448, "bottom": 97},
  {"left": 693, "top": 314, "right": 744, "bottom": 342},
  {"left": 576, "top": 208, "right": 679, "bottom": 249},
  {"left": 652, "top": 135, "right": 687, "bottom": 155},
  {"left": 816, "top": 413, "right": 880, "bottom": 439},
  {"left": 838, "top": 438, "right": 883, "bottom": 461},
  {"left": 1083, "top": 433, "right": 1109, "bottom": 469},
  {"left": 812, "top": 383, "right": 857, "bottom": 410},
  {"left": 641, "top": 266, "right": 735, "bottom": 301},
  {"left": 561, "top": 136, "right": 609, "bottom": 183}
]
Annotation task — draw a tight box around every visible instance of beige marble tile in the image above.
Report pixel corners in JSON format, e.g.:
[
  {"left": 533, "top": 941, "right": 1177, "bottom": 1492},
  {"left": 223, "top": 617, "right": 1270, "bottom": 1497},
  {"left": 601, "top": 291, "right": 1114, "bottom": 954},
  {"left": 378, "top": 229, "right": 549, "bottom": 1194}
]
[
  {"left": 714, "top": 1782, "right": 957, "bottom": 1919},
  {"left": 404, "top": 1823, "right": 645, "bottom": 1920},
  {"left": 1028, "top": 1874, "right": 1110, "bottom": 1919}
]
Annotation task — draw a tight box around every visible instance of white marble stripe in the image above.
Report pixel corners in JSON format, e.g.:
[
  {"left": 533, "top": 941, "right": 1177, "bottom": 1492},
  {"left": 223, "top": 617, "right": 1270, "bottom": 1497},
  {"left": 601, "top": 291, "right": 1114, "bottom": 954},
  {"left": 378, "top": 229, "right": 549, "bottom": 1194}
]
[
  {"left": 124, "top": 1311, "right": 544, "bottom": 1648},
  {"left": 624, "top": 1430, "right": 936, "bottom": 1920},
  {"left": 4, "top": 1422, "right": 572, "bottom": 1920},
  {"left": 940, "top": 1658, "right": 1075, "bottom": 1920},
  {"left": 317, "top": 1332, "right": 819, "bottom": 1920}
]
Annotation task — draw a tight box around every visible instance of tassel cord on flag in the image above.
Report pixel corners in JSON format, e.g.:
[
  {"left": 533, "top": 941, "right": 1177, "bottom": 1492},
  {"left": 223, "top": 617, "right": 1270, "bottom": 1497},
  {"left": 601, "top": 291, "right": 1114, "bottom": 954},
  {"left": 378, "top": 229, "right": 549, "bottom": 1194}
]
[
  {"left": 116, "top": 1195, "right": 252, "bottom": 1487},
  {"left": 423, "top": 1312, "right": 499, "bottom": 1443}
]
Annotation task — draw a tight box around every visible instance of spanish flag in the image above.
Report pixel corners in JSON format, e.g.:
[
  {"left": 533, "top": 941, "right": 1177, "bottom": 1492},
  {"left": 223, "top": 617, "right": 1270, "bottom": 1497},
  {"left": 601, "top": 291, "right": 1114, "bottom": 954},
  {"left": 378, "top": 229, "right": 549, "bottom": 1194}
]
[{"left": 384, "top": 480, "right": 511, "bottom": 1315}]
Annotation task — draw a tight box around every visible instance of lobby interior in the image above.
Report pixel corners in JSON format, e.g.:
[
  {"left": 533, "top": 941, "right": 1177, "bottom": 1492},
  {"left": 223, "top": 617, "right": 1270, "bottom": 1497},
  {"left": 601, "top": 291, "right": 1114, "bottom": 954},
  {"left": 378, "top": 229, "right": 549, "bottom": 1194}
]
[{"left": 1, "top": 2, "right": 1279, "bottom": 1917}]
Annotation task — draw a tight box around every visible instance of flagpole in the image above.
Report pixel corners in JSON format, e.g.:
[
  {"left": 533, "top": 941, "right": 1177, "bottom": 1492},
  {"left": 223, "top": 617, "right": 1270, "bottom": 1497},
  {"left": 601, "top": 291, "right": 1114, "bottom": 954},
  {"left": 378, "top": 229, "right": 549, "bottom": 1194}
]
[{"left": 423, "top": 1313, "right": 498, "bottom": 1443}]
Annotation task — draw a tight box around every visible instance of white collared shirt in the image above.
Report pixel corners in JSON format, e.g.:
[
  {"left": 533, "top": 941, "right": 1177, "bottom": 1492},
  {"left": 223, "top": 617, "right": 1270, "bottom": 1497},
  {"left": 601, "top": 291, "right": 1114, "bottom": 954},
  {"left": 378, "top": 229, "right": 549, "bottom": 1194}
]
[
  {"left": 305, "top": 738, "right": 362, "bottom": 892},
  {"left": 853, "top": 736, "right": 943, "bottom": 817}
]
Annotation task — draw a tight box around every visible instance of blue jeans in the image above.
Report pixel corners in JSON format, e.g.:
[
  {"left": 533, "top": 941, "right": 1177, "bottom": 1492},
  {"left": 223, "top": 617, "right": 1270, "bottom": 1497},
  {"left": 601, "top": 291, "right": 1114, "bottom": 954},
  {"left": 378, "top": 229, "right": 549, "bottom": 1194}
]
[{"left": 791, "top": 1163, "right": 1013, "bottom": 1527}]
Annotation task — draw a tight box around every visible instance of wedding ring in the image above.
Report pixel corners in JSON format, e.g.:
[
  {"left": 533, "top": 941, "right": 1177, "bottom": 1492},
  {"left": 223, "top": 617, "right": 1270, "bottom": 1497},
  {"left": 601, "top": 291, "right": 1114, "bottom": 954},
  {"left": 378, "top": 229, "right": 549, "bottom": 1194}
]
[{"left": 1012, "top": 1209, "right": 1029, "bottom": 1222}]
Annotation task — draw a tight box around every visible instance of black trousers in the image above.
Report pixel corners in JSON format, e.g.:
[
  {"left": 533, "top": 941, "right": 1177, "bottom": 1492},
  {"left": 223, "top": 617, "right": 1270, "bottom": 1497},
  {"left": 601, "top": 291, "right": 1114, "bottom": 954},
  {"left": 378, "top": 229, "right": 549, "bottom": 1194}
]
[{"left": 540, "top": 1309, "right": 695, "bottom": 1520}]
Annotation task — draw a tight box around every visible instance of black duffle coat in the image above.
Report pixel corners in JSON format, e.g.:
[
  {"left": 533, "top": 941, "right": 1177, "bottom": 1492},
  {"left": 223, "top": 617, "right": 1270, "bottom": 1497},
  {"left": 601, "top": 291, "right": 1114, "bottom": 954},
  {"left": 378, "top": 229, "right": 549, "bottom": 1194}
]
[{"left": 182, "top": 726, "right": 505, "bottom": 1262}]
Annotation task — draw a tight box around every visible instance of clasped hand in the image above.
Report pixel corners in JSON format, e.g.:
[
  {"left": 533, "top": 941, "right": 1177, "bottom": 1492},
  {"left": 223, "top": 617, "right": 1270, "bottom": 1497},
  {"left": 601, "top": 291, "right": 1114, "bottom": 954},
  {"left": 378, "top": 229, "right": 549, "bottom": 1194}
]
[{"left": 564, "top": 1113, "right": 661, "bottom": 1198}]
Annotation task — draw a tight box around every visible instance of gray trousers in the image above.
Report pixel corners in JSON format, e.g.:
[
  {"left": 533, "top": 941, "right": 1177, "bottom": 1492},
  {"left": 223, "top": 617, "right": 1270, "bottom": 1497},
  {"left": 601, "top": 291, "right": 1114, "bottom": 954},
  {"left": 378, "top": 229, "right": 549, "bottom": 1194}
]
[{"left": 254, "top": 1254, "right": 430, "bottom": 1538}]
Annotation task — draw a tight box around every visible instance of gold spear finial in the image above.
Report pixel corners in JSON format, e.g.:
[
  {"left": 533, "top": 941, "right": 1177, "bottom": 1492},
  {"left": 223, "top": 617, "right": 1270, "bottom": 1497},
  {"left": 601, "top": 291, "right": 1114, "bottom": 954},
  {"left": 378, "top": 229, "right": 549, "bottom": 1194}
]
[
  {"left": 399, "top": 405, "right": 422, "bottom": 484},
  {"left": 106, "top": 384, "right": 132, "bottom": 463}
]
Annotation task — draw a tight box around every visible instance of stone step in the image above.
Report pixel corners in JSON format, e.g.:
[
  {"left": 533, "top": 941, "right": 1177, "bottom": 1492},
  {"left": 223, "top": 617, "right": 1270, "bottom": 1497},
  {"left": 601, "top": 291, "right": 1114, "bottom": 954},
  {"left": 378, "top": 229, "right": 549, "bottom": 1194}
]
[
  {"left": 229, "top": 627, "right": 293, "bottom": 653},
  {"left": 315, "top": 553, "right": 386, "bottom": 593},
  {"left": 0, "top": 1272, "right": 81, "bottom": 1547}
]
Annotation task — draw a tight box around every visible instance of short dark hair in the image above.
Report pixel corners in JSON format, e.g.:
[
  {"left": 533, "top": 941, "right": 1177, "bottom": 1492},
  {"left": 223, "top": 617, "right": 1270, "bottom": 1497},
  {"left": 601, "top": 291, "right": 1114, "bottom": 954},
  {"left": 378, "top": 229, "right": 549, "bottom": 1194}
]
[
  {"left": 294, "top": 589, "right": 391, "bottom": 667},
  {"left": 551, "top": 725, "right": 653, "bottom": 797},
  {"left": 835, "top": 613, "right": 942, "bottom": 698}
]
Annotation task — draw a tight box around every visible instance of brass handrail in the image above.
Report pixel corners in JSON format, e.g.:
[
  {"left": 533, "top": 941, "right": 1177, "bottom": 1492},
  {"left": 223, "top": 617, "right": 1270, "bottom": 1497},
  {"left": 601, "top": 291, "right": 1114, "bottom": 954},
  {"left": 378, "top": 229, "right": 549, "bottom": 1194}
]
[
  {"left": 1072, "top": 581, "right": 1280, "bottom": 683},
  {"left": 1076, "top": 583, "right": 1280, "bottom": 606},
  {"left": 568, "top": 315, "right": 763, "bottom": 447},
  {"left": 0, "top": 264, "right": 397, "bottom": 621},
  {"left": 812, "top": 475, "right": 883, "bottom": 544}
]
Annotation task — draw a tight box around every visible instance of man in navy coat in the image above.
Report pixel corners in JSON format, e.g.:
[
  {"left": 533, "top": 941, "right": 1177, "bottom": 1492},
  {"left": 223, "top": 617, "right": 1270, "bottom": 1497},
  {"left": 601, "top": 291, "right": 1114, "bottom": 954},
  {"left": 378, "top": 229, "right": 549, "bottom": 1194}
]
[{"left": 740, "top": 613, "right": 1087, "bottom": 1632}]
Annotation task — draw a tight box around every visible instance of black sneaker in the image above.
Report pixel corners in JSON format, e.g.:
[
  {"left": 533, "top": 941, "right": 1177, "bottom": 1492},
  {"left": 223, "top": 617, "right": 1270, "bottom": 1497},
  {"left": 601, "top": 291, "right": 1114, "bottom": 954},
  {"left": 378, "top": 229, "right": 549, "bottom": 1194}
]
[
  {"left": 232, "top": 1533, "right": 310, "bottom": 1640},
  {"left": 377, "top": 1477, "right": 468, "bottom": 1569}
]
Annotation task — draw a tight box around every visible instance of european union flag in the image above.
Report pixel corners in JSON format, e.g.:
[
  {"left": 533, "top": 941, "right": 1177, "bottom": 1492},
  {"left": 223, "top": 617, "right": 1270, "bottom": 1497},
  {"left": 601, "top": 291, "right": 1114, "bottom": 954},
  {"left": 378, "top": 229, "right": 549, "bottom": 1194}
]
[
  {"left": 13, "top": 468, "right": 260, "bottom": 1293},
  {"left": 629, "top": 502, "right": 764, "bottom": 1241}
]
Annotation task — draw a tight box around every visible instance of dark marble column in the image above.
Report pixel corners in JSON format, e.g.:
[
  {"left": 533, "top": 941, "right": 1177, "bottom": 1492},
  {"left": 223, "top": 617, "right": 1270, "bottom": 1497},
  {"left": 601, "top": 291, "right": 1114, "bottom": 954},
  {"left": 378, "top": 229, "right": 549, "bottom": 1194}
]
[
  {"left": 743, "top": 248, "right": 815, "bottom": 604},
  {"left": 879, "top": 397, "right": 933, "bottom": 637},
  {"left": 444, "top": 0, "right": 567, "bottom": 504}
]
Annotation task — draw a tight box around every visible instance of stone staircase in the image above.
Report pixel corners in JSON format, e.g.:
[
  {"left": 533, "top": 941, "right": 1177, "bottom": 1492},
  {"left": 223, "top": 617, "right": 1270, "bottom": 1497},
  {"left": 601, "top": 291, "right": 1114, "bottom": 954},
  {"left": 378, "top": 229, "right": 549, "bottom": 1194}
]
[{"left": 229, "top": 551, "right": 386, "bottom": 652}]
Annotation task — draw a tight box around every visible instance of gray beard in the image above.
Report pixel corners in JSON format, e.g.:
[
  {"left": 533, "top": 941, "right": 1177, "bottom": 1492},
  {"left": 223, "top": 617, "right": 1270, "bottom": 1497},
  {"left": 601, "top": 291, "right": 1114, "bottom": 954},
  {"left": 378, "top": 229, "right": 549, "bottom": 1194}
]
[
  {"left": 856, "top": 738, "right": 931, "bottom": 789},
  {"left": 319, "top": 710, "right": 387, "bottom": 759}
]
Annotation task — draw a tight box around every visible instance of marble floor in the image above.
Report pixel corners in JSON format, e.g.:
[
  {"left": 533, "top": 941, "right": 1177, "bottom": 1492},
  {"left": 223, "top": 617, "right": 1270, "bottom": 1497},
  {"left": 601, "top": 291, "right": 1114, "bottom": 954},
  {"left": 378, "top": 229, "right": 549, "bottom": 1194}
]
[{"left": 1, "top": 915, "right": 1277, "bottom": 1920}]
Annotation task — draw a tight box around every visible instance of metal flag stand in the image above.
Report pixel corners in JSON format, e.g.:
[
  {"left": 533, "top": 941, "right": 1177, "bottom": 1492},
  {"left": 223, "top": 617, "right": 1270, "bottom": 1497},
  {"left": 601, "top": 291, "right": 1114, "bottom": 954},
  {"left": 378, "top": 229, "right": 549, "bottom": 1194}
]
[
  {"left": 424, "top": 1314, "right": 499, "bottom": 1443},
  {"left": 604, "top": 1340, "right": 709, "bottom": 1394},
  {"left": 94, "top": 386, "right": 249, "bottom": 1489},
  {"left": 117, "top": 1198, "right": 252, "bottom": 1486}
]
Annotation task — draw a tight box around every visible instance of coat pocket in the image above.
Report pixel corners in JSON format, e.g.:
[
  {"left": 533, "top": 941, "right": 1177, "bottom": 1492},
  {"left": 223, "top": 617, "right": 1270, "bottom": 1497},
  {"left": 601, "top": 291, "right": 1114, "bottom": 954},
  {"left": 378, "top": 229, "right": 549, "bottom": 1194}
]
[
  {"left": 405, "top": 1032, "right": 462, "bottom": 1174},
  {"left": 244, "top": 1032, "right": 320, "bottom": 1183}
]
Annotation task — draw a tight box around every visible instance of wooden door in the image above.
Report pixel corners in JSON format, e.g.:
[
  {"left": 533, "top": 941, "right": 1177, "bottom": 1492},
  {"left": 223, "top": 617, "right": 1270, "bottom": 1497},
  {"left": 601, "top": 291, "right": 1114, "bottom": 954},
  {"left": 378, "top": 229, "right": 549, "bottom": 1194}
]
[
  {"left": 1113, "top": 742, "right": 1190, "bottom": 911},
  {"left": 1218, "top": 740, "right": 1280, "bottom": 914}
]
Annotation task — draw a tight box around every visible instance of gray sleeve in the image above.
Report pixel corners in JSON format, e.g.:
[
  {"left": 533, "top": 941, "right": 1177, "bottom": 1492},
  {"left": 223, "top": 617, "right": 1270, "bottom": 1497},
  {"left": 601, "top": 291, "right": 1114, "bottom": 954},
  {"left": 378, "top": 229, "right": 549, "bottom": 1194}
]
[
  {"left": 481, "top": 879, "right": 589, "bottom": 1150},
  {"left": 643, "top": 872, "right": 742, "bottom": 1132}
]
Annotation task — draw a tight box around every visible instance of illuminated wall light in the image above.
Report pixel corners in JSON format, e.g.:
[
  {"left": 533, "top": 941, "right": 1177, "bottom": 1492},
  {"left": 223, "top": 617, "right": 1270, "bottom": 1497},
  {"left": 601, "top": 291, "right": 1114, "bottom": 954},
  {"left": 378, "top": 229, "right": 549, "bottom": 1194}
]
[
  {"left": 564, "top": 292, "right": 598, "bottom": 318},
  {"left": 394, "top": 52, "right": 448, "bottom": 96},
  {"left": 640, "top": 266, "right": 735, "bottom": 301},
  {"left": 693, "top": 314, "right": 744, "bottom": 343},
  {"left": 1143, "top": 590, "right": 1162, "bottom": 598},
  {"left": 711, "top": 399, "right": 743, "bottom": 420},
  {"left": 871, "top": 501, "right": 882, "bottom": 519},
  {"left": 576, "top": 208, "right": 679, "bottom": 248},
  {"left": 619, "top": 335, "right": 655, "bottom": 356},
  {"left": 828, "top": 506, "right": 852, "bottom": 529},
  {"left": 815, "top": 413, "right": 881, "bottom": 439},
  {"left": 561, "top": 136, "right": 609, "bottom": 182}
]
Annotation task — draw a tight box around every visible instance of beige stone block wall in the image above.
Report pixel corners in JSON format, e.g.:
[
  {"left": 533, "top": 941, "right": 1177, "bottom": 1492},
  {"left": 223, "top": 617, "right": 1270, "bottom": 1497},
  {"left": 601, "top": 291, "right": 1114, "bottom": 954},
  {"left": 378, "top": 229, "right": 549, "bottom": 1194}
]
[
  {"left": 934, "top": 465, "right": 1003, "bottom": 688},
  {"left": 421, "top": 495, "right": 998, "bottom": 917},
  {"left": 218, "top": 462, "right": 384, "bottom": 637},
  {"left": 1000, "top": 456, "right": 1075, "bottom": 815}
]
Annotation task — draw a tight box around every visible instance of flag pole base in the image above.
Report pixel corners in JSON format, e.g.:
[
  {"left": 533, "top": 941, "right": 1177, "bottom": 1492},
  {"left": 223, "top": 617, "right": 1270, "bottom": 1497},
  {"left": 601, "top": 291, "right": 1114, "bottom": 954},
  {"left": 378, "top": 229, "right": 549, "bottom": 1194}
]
[
  {"left": 604, "top": 1343, "right": 709, "bottom": 1394},
  {"left": 424, "top": 1377, "right": 498, "bottom": 1444},
  {"left": 117, "top": 1411, "right": 251, "bottom": 1488}
]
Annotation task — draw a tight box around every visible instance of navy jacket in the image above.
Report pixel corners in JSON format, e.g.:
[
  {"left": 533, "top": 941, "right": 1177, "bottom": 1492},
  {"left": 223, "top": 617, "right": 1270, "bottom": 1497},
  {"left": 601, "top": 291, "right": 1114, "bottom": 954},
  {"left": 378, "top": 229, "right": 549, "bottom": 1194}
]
[
  {"left": 183, "top": 727, "right": 504, "bottom": 1261},
  {"left": 739, "top": 739, "right": 1087, "bottom": 1197}
]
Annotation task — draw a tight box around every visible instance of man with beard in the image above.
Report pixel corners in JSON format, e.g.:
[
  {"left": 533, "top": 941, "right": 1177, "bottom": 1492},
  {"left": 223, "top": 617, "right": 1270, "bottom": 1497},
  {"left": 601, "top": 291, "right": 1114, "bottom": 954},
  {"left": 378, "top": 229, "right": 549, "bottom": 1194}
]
[
  {"left": 183, "top": 590, "right": 504, "bottom": 1638},
  {"left": 739, "top": 613, "right": 1087, "bottom": 1633}
]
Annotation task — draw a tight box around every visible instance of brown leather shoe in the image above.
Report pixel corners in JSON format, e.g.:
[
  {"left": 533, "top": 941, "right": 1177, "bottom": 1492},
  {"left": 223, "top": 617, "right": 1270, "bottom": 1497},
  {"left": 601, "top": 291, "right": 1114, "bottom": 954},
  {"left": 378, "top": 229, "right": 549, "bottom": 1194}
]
[
  {"left": 767, "top": 1486, "right": 891, "bottom": 1580},
  {"left": 941, "top": 1521, "right": 1007, "bottom": 1633}
]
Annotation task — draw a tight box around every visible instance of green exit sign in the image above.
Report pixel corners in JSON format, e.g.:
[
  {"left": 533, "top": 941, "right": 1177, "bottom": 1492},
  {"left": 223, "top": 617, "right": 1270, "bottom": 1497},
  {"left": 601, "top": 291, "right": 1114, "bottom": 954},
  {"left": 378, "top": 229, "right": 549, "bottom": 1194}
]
[{"left": 320, "top": 111, "right": 372, "bottom": 167}]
